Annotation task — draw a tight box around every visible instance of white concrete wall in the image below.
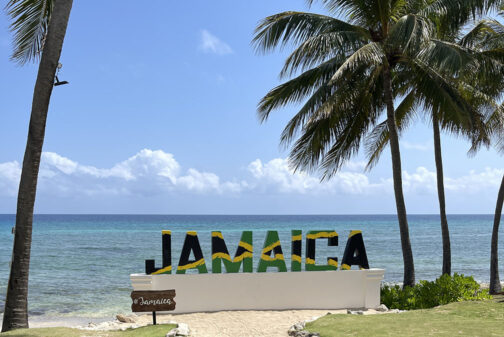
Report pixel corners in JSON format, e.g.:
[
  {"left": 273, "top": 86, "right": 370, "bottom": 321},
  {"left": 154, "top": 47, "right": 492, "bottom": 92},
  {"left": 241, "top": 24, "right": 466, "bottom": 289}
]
[{"left": 131, "top": 269, "right": 384, "bottom": 313}]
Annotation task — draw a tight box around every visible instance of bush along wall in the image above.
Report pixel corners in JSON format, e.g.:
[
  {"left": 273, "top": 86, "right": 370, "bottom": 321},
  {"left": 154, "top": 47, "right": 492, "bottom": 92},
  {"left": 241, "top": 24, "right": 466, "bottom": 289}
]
[{"left": 381, "top": 273, "right": 492, "bottom": 310}]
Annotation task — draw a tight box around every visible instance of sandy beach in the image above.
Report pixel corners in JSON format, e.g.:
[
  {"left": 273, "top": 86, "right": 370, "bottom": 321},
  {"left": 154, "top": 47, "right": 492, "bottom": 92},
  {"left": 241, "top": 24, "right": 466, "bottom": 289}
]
[
  {"left": 23, "top": 309, "right": 350, "bottom": 336},
  {"left": 136, "top": 310, "right": 348, "bottom": 336}
]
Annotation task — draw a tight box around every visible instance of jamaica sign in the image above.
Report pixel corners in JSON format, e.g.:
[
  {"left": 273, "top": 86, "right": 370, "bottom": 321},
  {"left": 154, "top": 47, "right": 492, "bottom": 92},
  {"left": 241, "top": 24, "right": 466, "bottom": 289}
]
[{"left": 145, "top": 230, "right": 369, "bottom": 274}]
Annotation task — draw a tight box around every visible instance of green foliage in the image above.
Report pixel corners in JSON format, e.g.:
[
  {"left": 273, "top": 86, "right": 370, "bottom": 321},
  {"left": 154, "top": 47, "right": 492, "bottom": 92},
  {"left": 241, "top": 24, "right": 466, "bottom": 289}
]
[
  {"left": 6, "top": 0, "right": 53, "bottom": 64},
  {"left": 1, "top": 325, "right": 177, "bottom": 337},
  {"left": 306, "top": 294, "right": 504, "bottom": 337},
  {"left": 252, "top": 0, "right": 497, "bottom": 179},
  {"left": 381, "top": 273, "right": 492, "bottom": 310}
]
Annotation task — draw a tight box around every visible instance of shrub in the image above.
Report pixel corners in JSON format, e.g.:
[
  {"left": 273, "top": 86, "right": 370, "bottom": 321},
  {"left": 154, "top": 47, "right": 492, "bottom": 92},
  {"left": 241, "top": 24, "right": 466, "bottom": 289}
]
[{"left": 381, "top": 273, "right": 492, "bottom": 310}]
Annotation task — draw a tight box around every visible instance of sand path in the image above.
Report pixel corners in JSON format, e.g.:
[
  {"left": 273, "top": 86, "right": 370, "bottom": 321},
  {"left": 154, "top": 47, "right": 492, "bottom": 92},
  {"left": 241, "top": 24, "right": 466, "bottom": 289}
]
[{"left": 138, "top": 309, "right": 347, "bottom": 337}]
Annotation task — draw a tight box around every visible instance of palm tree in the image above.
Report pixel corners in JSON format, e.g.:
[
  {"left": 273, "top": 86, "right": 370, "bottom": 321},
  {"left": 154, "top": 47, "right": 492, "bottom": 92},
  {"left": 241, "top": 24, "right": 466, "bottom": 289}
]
[
  {"left": 2, "top": 0, "right": 73, "bottom": 331},
  {"left": 367, "top": 91, "right": 488, "bottom": 278},
  {"left": 428, "top": 15, "right": 504, "bottom": 277},
  {"left": 252, "top": 0, "right": 497, "bottom": 287},
  {"left": 462, "top": 18, "right": 504, "bottom": 294},
  {"left": 491, "top": 176, "right": 504, "bottom": 294},
  {"left": 367, "top": 15, "right": 504, "bottom": 281},
  {"left": 467, "top": 19, "right": 504, "bottom": 296}
]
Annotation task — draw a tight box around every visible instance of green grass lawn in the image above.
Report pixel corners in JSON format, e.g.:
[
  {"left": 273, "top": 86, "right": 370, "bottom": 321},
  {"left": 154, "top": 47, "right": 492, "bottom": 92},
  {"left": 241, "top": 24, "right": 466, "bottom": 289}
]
[
  {"left": 306, "top": 295, "right": 504, "bottom": 337},
  {"left": 0, "top": 324, "right": 177, "bottom": 337}
]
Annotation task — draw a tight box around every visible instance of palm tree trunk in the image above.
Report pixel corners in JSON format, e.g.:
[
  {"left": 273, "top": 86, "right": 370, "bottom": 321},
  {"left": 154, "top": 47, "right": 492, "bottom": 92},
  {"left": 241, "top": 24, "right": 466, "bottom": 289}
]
[
  {"left": 383, "top": 63, "right": 415, "bottom": 288},
  {"left": 2, "top": 0, "right": 73, "bottom": 332},
  {"left": 432, "top": 113, "right": 451, "bottom": 275},
  {"left": 490, "top": 174, "right": 504, "bottom": 294}
]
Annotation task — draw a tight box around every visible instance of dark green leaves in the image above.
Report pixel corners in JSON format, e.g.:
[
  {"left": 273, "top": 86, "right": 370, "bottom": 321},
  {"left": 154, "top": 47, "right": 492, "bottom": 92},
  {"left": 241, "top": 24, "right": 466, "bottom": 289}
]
[
  {"left": 254, "top": 0, "right": 501, "bottom": 179},
  {"left": 6, "top": 0, "right": 53, "bottom": 64}
]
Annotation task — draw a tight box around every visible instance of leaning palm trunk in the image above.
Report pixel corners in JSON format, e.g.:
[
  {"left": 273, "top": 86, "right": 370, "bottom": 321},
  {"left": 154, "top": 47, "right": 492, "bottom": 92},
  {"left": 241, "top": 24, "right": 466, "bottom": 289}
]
[
  {"left": 490, "top": 174, "right": 504, "bottom": 294},
  {"left": 383, "top": 63, "right": 415, "bottom": 287},
  {"left": 432, "top": 113, "right": 451, "bottom": 275},
  {"left": 2, "top": 0, "right": 73, "bottom": 331}
]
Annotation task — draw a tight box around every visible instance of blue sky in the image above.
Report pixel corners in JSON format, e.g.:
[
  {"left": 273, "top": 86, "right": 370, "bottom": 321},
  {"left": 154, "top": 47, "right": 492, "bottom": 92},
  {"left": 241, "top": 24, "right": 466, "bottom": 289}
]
[{"left": 0, "top": 1, "right": 502, "bottom": 214}]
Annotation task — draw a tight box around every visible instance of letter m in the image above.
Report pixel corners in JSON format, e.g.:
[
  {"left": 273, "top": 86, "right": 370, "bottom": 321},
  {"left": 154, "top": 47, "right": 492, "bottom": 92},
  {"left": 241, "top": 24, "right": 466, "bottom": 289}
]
[{"left": 212, "top": 231, "right": 253, "bottom": 273}]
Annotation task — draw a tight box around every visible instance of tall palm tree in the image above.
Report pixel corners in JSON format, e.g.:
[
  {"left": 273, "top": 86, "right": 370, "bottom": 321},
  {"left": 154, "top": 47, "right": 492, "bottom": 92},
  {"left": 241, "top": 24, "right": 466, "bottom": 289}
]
[
  {"left": 252, "top": 0, "right": 496, "bottom": 287},
  {"left": 2, "top": 0, "right": 73, "bottom": 331},
  {"left": 427, "top": 14, "right": 504, "bottom": 276},
  {"left": 462, "top": 18, "right": 504, "bottom": 294},
  {"left": 367, "top": 15, "right": 504, "bottom": 281},
  {"left": 491, "top": 176, "right": 504, "bottom": 294}
]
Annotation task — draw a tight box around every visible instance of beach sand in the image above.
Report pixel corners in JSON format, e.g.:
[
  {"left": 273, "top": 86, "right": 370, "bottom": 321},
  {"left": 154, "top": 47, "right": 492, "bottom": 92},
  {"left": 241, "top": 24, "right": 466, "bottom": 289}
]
[
  {"left": 22, "top": 309, "right": 349, "bottom": 336},
  {"left": 116, "top": 309, "right": 348, "bottom": 336}
]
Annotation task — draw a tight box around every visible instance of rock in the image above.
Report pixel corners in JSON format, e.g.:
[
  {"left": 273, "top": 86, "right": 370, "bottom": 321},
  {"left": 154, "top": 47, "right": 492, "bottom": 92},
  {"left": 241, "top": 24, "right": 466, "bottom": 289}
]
[
  {"left": 376, "top": 304, "right": 389, "bottom": 312},
  {"left": 288, "top": 322, "right": 320, "bottom": 337},
  {"left": 290, "top": 322, "right": 305, "bottom": 331},
  {"left": 116, "top": 314, "right": 137, "bottom": 323},
  {"left": 176, "top": 322, "right": 190, "bottom": 336},
  {"left": 347, "top": 310, "right": 365, "bottom": 315},
  {"left": 388, "top": 309, "right": 400, "bottom": 313},
  {"left": 290, "top": 332, "right": 320, "bottom": 337},
  {"left": 166, "top": 322, "right": 190, "bottom": 337},
  {"left": 288, "top": 321, "right": 307, "bottom": 335},
  {"left": 166, "top": 329, "right": 178, "bottom": 337}
]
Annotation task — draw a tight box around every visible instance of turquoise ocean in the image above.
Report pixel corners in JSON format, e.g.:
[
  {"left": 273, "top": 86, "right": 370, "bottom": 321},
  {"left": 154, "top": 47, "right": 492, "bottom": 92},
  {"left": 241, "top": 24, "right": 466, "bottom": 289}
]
[{"left": 0, "top": 214, "right": 500, "bottom": 320}]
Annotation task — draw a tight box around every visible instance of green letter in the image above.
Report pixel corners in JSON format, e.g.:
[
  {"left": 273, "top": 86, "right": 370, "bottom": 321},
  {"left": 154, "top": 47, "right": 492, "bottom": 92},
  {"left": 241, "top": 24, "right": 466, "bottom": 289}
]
[
  {"left": 305, "top": 230, "right": 338, "bottom": 271},
  {"left": 258, "top": 230, "right": 287, "bottom": 272},
  {"left": 212, "top": 231, "right": 253, "bottom": 273}
]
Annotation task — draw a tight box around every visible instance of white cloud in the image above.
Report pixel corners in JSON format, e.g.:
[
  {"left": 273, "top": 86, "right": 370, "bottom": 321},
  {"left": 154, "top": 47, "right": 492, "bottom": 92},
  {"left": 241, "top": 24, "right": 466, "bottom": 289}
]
[
  {"left": 247, "top": 158, "right": 380, "bottom": 195},
  {"left": 0, "top": 151, "right": 502, "bottom": 201},
  {"left": 178, "top": 168, "right": 242, "bottom": 194},
  {"left": 199, "top": 30, "right": 233, "bottom": 55},
  {"left": 342, "top": 161, "right": 367, "bottom": 172},
  {"left": 445, "top": 167, "right": 504, "bottom": 193},
  {"left": 0, "top": 161, "right": 21, "bottom": 196},
  {"left": 0, "top": 149, "right": 242, "bottom": 198},
  {"left": 402, "top": 167, "right": 438, "bottom": 194}
]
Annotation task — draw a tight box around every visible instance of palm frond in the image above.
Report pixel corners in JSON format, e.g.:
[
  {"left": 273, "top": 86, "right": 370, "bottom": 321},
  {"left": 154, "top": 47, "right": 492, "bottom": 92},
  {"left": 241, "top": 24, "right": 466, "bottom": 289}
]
[
  {"left": 364, "top": 90, "right": 418, "bottom": 170},
  {"left": 280, "top": 30, "right": 368, "bottom": 78},
  {"left": 459, "top": 19, "right": 504, "bottom": 48},
  {"left": 288, "top": 63, "right": 384, "bottom": 178},
  {"left": 252, "top": 11, "right": 367, "bottom": 53},
  {"left": 419, "top": 39, "right": 475, "bottom": 74},
  {"left": 279, "top": 82, "right": 337, "bottom": 147},
  {"left": 388, "top": 14, "right": 433, "bottom": 55},
  {"left": 6, "top": 0, "right": 53, "bottom": 64},
  {"left": 409, "top": 59, "right": 489, "bottom": 143},
  {"left": 419, "top": 0, "right": 499, "bottom": 33},
  {"left": 258, "top": 54, "right": 345, "bottom": 122},
  {"left": 330, "top": 42, "right": 384, "bottom": 83},
  {"left": 306, "top": 0, "right": 387, "bottom": 26}
]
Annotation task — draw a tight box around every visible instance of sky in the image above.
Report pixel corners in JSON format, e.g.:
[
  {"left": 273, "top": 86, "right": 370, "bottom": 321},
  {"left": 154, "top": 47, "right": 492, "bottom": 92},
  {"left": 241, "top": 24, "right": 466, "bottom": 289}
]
[{"left": 0, "top": 1, "right": 502, "bottom": 214}]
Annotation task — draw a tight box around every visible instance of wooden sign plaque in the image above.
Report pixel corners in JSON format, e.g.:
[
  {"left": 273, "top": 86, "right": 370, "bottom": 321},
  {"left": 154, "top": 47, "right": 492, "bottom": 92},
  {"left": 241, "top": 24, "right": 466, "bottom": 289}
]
[{"left": 131, "top": 290, "right": 176, "bottom": 312}]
